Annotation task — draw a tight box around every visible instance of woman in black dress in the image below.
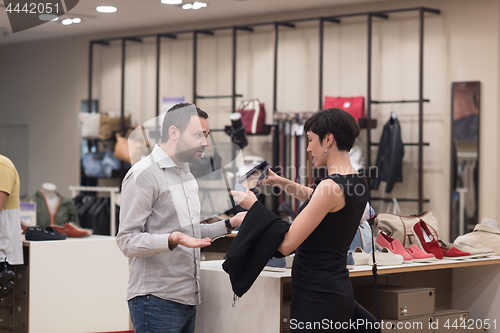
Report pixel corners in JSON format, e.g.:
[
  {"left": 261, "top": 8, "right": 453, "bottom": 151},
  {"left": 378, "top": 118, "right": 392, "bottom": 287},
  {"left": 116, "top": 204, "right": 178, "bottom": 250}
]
[{"left": 232, "top": 108, "right": 369, "bottom": 332}]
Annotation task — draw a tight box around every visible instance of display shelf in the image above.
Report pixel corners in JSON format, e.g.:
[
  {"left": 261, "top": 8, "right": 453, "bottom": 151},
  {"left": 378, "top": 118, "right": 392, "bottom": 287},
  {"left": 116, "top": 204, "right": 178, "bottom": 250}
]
[
  {"left": 348, "top": 256, "right": 500, "bottom": 277},
  {"left": 196, "top": 257, "right": 500, "bottom": 333}
]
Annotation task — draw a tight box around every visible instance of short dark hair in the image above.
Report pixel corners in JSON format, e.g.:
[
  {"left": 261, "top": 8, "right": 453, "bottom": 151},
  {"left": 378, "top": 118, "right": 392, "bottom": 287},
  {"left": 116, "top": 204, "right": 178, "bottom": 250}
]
[
  {"left": 161, "top": 103, "right": 208, "bottom": 143},
  {"left": 304, "top": 108, "right": 360, "bottom": 151}
]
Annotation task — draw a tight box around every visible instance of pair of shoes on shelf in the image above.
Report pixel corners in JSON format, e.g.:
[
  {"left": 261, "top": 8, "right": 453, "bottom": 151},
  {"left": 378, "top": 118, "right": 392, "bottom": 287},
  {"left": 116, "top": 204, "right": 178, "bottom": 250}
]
[
  {"left": 376, "top": 231, "right": 436, "bottom": 263},
  {"left": 263, "top": 257, "right": 286, "bottom": 272},
  {"left": 351, "top": 247, "right": 404, "bottom": 266},
  {"left": 454, "top": 242, "right": 495, "bottom": 258},
  {"left": 351, "top": 246, "right": 405, "bottom": 266},
  {"left": 25, "top": 226, "right": 67, "bottom": 241},
  {"left": 48, "top": 222, "right": 93, "bottom": 237},
  {"left": 412, "top": 220, "right": 471, "bottom": 260},
  {"left": 368, "top": 248, "right": 404, "bottom": 266}
]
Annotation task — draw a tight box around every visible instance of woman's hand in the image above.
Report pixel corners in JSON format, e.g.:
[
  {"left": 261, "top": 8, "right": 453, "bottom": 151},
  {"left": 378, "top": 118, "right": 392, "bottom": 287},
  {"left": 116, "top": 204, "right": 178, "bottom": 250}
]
[
  {"left": 230, "top": 211, "right": 247, "bottom": 228},
  {"left": 230, "top": 188, "right": 257, "bottom": 210},
  {"left": 261, "top": 168, "right": 282, "bottom": 188},
  {"left": 168, "top": 231, "right": 211, "bottom": 248}
]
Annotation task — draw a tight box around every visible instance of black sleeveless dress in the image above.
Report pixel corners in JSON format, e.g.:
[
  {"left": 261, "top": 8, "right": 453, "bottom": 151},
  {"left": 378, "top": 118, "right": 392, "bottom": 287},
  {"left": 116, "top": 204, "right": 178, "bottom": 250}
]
[{"left": 290, "top": 174, "right": 369, "bottom": 332}]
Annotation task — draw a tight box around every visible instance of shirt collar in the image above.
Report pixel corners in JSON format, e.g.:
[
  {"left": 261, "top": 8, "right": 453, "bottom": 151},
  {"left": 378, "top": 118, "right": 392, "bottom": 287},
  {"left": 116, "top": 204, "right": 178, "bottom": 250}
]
[{"left": 151, "top": 144, "right": 190, "bottom": 173}]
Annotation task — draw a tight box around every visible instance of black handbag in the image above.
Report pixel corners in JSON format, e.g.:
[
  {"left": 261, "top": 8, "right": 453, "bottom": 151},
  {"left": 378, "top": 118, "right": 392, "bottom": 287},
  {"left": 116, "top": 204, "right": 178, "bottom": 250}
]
[{"left": 0, "top": 260, "right": 14, "bottom": 298}]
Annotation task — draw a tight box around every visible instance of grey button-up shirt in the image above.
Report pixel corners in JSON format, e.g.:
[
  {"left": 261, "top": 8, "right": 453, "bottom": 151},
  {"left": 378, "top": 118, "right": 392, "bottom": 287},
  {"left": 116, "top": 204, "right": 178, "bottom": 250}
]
[{"left": 116, "top": 144, "right": 227, "bottom": 305}]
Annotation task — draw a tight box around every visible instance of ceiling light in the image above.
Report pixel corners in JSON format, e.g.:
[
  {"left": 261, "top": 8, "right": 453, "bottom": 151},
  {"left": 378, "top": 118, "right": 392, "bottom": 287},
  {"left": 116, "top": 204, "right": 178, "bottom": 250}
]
[
  {"left": 62, "top": 18, "right": 73, "bottom": 25},
  {"left": 182, "top": 2, "right": 207, "bottom": 9},
  {"left": 161, "top": 0, "right": 182, "bottom": 4},
  {"left": 39, "top": 14, "right": 58, "bottom": 21},
  {"left": 192, "top": 2, "right": 207, "bottom": 9},
  {"left": 72, "top": 18, "right": 81, "bottom": 23},
  {"left": 96, "top": 6, "right": 117, "bottom": 13}
]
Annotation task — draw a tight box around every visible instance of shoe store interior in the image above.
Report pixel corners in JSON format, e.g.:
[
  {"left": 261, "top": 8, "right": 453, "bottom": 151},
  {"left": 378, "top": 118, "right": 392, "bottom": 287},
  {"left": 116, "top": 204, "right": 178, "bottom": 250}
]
[{"left": 1, "top": 0, "right": 500, "bottom": 332}]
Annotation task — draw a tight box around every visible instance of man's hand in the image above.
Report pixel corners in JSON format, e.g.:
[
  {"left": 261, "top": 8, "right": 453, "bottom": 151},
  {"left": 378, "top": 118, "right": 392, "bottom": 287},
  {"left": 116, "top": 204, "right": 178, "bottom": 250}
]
[
  {"left": 168, "top": 231, "right": 212, "bottom": 248},
  {"left": 230, "top": 211, "right": 247, "bottom": 228},
  {"left": 229, "top": 188, "right": 257, "bottom": 210}
]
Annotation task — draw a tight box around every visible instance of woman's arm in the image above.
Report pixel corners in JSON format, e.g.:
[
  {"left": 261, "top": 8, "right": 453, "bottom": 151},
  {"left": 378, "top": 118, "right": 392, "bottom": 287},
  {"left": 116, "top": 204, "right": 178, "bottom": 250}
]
[
  {"left": 277, "top": 179, "right": 345, "bottom": 256},
  {"left": 262, "top": 168, "right": 313, "bottom": 202}
]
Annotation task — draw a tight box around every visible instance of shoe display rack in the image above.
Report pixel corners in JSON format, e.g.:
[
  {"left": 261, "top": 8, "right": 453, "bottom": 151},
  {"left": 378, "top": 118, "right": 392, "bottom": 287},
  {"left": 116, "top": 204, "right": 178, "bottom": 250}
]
[{"left": 195, "top": 257, "right": 500, "bottom": 333}]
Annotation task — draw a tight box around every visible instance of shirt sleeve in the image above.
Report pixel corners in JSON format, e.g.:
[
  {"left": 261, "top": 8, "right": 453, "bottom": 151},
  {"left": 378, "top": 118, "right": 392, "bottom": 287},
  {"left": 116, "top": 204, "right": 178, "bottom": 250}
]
[
  {"left": 116, "top": 170, "right": 174, "bottom": 258},
  {"left": 0, "top": 162, "right": 15, "bottom": 196},
  {"left": 200, "top": 220, "right": 228, "bottom": 240},
  {"left": 0, "top": 163, "right": 15, "bottom": 259}
]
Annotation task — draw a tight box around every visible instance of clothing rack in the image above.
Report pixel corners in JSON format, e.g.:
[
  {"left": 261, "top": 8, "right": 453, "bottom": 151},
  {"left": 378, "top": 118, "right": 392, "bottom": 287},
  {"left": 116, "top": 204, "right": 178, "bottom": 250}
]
[
  {"left": 88, "top": 6, "right": 440, "bottom": 213},
  {"left": 69, "top": 186, "right": 120, "bottom": 236}
]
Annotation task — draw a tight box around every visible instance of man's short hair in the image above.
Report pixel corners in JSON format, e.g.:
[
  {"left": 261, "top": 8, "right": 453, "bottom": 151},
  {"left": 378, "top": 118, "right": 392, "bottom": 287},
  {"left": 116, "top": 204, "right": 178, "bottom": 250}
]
[
  {"left": 161, "top": 103, "right": 208, "bottom": 143},
  {"left": 304, "top": 108, "right": 360, "bottom": 151}
]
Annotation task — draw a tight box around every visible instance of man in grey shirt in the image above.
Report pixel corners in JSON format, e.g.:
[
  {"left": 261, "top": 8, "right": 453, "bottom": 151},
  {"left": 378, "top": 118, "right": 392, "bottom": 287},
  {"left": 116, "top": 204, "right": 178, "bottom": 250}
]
[{"left": 117, "top": 103, "right": 246, "bottom": 333}]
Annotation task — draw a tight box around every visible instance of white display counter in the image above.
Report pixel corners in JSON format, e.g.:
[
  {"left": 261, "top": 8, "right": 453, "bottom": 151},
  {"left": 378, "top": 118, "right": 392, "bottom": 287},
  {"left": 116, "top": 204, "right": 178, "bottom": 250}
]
[{"left": 3, "top": 235, "right": 130, "bottom": 333}]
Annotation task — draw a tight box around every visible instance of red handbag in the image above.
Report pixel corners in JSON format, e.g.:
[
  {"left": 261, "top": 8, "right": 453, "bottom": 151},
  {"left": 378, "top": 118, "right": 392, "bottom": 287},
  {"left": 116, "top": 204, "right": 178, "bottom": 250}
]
[
  {"left": 236, "top": 99, "right": 267, "bottom": 134},
  {"left": 323, "top": 96, "right": 365, "bottom": 121}
]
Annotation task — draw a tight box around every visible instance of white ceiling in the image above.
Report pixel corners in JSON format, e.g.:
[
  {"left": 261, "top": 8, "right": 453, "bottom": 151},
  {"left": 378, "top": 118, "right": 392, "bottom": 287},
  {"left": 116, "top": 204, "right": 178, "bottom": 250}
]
[{"left": 0, "top": 0, "right": 387, "bottom": 45}]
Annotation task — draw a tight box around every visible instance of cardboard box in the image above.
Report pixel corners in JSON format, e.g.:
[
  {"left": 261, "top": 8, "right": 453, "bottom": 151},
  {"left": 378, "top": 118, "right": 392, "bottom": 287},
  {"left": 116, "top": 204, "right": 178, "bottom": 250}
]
[
  {"left": 354, "top": 285, "right": 435, "bottom": 319},
  {"left": 433, "top": 309, "right": 468, "bottom": 333},
  {"left": 380, "top": 315, "right": 434, "bottom": 333}
]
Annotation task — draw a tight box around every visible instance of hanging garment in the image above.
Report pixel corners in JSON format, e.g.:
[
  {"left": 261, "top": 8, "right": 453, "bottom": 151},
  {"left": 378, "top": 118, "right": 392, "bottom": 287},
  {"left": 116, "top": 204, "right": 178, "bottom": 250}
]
[
  {"left": 74, "top": 194, "right": 97, "bottom": 229},
  {"left": 372, "top": 113, "right": 405, "bottom": 193},
  {"left": 24, "top": 191, "right": 79, "bottom": 229}
]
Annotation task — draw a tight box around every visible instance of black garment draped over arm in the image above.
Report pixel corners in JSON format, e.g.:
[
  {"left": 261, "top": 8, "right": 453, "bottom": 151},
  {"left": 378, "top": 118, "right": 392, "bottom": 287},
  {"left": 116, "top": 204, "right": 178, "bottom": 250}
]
[{"left": 222, "top": 201, "right": 290, "bottom": 298}]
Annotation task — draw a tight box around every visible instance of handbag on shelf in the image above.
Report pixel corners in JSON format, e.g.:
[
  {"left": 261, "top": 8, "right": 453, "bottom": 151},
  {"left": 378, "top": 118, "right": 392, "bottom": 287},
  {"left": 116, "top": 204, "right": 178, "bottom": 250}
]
[
  {"left": 376, "top": 211, "right": 439, "bottom": 248},
  {"left": 82, "top": 152, "right": 121, "bottom": 178},
  {"left": 323, "top": 96, "right": 365, "bottom": 121},
  {"left": 235, "top": 99, "right": 267, "bottom": 134},
  {"left": 114, "top": 127, "right": 149, "bottom": 165},
  {"left": 79, "top": 112, "right": 100, "bottom": 139},
  {"left": 99, "top": 112, "right": 131, "bottom": 140}
]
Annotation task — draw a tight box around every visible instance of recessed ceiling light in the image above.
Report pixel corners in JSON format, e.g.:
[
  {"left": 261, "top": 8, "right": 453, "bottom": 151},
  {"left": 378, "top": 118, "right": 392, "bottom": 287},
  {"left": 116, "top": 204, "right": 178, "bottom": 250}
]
[
  {"left": 182, "top": 2, "right": 207, "bottom": 9},
  {"left": 72, "top": 18, "right": 81, "bottom": 23},
  {"left": 96, "top": 6, "right": 117, "bottom": 13},
  {"left": 62, "top": 18, "right": 73, "bottom": 25},
  {"left": 39, "top": 14, "right": 59, "bottom": 21},
  {"left": 161, "top": 0, "right": 182, "bottom": 4},
  {"left": 192, "top": 2, "right": 207, "bottom": 9}
]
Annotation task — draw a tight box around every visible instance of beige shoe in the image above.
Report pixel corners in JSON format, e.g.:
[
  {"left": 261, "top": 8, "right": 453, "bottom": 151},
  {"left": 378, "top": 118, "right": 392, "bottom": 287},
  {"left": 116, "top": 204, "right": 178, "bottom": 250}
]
[
  {"left": 368, "top": 247, "right": 404, "bottom": 266},
  {"left": 454, "top": 243, "right": 495, "bottom": 258},
  {"left": 352, "top": 247, "right": 370, "bottom": 266}
]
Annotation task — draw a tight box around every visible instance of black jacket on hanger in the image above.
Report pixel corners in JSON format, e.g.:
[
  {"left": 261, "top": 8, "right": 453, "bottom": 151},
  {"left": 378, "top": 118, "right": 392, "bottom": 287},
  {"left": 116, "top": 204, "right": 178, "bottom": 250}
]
[
  {"left": 222, "top": 201, "right": 290, "bottom": 298},
  {"left": 372, "top": 114, "right": 405, "bottom": 193}
]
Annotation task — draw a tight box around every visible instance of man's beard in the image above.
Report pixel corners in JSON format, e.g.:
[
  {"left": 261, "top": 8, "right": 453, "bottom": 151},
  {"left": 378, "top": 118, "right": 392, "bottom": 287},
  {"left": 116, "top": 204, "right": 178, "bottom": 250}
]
[{"left": 175, "top": 137, "right": 204, "bottom": 164}]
